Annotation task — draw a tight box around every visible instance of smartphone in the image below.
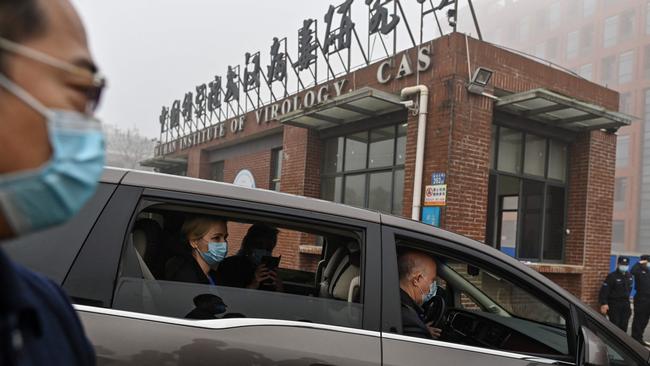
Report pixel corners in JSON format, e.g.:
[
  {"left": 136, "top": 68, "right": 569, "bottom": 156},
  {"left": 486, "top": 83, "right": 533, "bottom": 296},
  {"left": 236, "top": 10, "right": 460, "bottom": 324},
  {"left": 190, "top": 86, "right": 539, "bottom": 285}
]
[{"left": 261, "top": 255, "right": 281, "bottom": 271}]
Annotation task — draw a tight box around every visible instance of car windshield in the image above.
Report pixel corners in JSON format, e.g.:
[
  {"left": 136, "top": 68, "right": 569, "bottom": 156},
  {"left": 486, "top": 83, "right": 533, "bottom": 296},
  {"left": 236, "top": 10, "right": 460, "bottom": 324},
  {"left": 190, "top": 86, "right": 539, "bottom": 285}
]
[{"left": 443, "top": 261, "right": 567, "bottom": 329}]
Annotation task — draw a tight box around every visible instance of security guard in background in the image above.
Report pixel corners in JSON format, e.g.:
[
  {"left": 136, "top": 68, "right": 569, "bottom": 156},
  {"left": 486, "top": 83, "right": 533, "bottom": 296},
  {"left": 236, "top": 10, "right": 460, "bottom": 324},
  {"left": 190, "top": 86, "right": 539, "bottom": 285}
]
[
  {"left": 631, "top": 255, "right": 650, "bottom": 345},
  {"left": 599, "top": 256, "right": 633, "bottom": 332}
]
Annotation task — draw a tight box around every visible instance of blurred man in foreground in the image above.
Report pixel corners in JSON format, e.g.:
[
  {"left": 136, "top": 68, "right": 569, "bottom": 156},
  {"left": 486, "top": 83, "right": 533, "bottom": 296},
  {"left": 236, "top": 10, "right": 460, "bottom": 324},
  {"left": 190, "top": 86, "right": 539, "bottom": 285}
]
[{"left": 0, "top": 0, "right": 104, "bottom": 364}]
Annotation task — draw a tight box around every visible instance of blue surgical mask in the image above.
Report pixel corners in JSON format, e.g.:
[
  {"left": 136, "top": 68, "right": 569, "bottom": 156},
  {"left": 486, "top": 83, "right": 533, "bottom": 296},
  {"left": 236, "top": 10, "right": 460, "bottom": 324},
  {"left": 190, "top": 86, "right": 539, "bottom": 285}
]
[
  {"left": 0, "top": 74, "right": 105, "bottom": 235},
  {"left": 424, "top": 281, "right": 438, "bottom": 303},
  {"left": 199, "top": 241, "right": 228, "bottom": 267},
  {"left": 619, "top": 265, "right": 629, "bottom": 273},
  {"left": 417, "top": 279, "right": 438, "bottom": 304}
]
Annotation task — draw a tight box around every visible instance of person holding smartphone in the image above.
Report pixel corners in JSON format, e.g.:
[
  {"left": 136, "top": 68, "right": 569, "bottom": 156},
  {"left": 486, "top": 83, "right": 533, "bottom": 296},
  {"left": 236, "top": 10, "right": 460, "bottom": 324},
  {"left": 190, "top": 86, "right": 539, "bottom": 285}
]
[{"left": 216, "top": 223, "right": 283, "bottom": 291}]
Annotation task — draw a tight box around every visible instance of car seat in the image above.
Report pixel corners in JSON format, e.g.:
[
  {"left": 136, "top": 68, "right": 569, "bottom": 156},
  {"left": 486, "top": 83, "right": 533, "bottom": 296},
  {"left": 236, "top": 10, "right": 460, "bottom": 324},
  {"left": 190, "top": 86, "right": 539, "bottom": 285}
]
[
  {"left": 132, "top": 219, "right": 164, "bottom": 279},
  {"left": 318, "top": 242, "right": 361, "bottom": 302}
]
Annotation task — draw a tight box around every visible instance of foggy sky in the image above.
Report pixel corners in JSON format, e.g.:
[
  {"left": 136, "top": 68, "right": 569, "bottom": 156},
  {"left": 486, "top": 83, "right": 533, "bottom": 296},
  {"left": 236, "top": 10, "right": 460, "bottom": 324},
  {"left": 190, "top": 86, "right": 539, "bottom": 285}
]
[{"left": 72, "top": 1, "right": 479, "bottom": 139}]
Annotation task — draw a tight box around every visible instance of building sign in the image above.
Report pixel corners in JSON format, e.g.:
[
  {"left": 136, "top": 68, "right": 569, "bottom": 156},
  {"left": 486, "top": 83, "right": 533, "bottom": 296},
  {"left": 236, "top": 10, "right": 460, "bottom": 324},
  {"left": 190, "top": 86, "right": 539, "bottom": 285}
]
[
  {"left": 155, "top": 0, "right": 459, "bottom": 157},
  {"left": 233, "top": 169, "right": 256, "bottom": 189},
  {"left": 431, "top": 172, "right": 446, "bottom": 185},
  {"left": 424, "top": 184, "right": 447, "bottom": 206},
  {"left": 422, "top": 206, "right": 441, "bottom": 227}
]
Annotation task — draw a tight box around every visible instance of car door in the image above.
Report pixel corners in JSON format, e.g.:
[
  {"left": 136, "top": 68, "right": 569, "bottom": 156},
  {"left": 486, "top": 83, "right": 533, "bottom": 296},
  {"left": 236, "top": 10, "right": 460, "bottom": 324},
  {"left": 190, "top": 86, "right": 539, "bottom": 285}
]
[
  {"left": 65, "top": 184, "right": 382, "bottom": 366},
  {"left": 379, "top": 223, "right": 579, "bottom": 366}
]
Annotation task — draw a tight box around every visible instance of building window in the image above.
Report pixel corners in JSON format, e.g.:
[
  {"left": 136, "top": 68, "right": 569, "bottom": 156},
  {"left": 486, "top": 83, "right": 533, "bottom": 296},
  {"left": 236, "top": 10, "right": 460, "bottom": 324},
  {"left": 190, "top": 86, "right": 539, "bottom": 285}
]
[
  {"left": 487, "top": 125, "right": 568, "bottom": 262},
  {"left": 578, "top": 63, "right": 593, "bottom": 80},
  {"left": 519, "top": 16, "right": 531, "bottom": 41},
  {"left": 619, "top": 92, "right": 632, "bottom": 114},
  {"left": 647, "top": 1, "right": 650, "bottom": 34},
  {"left": 612, "top": 220, "right": 625, "bottom": 252},
  {"left": 614, "top": 177, "right": 628, "bottom": 210},
  {"left": 270, "top": 148, "right": 282, "bottom": 191},
  {"left": 546, "top": 37, "right": 558, "bottom": 60},
  {"left": 211, "top": 161, "right": 224, "bottom": 182},
  {"left": 321, "top": 123, "right": 406, "bottom": 215},
  {"left": 604, "top": 15, "right": 619, "bottom": 48},
  {"left": 580, "top": 25, "right": 593, "bottom": 55},
  {"left": 566, "top": 31, "right": 579, "bottom": 60},
  {"left": 618, "top": 50, "right": 635, "bottom": 84},
  {"left": 582, "top": 0, "right": 596, "bottom": 18},
  {"left": 534, "top": 42, "right": 546, "bottom": 60},
  {"left": 616, "top": 135, "right": 630, "bottom": 168},
  {"left": 620, "top": 11, "right": 635, "bottom": 41},
  {"left": 601, "top": 55, "right": 616, "bottom": 85},
  {"left": 549, "top": 2, "right": 562, "bottom": 30}
]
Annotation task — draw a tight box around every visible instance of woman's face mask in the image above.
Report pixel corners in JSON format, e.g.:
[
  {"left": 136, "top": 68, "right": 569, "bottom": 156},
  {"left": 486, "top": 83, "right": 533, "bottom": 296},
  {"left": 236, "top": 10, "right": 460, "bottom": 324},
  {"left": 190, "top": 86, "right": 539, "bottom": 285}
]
[
  {"left": 0, "top": 74, "right": 105, "bottom": 235},
  {"left": 198, "top": 241, "right": 228, "bottom": 267}
]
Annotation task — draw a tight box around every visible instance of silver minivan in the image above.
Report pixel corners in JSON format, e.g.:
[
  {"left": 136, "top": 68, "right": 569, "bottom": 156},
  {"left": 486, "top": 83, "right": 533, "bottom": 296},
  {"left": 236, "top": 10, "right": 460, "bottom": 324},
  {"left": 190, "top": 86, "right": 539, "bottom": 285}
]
[{"left": 6, "top": 168, "right": 650, "bottom": 365}]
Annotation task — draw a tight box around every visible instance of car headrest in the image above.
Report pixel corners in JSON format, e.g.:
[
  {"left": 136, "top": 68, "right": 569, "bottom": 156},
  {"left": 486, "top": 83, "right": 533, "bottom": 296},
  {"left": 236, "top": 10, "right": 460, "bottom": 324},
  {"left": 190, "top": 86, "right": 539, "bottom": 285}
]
[{"left": 133, "top": 219, "right": 162, "bottom": 242}]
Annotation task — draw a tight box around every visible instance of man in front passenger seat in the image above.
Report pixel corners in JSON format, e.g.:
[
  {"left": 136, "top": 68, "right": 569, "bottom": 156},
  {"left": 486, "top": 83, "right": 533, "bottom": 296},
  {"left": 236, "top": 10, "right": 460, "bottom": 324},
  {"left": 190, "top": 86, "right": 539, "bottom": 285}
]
[{"left": 398, "top": 249, "right": 441, "bottom": 340}]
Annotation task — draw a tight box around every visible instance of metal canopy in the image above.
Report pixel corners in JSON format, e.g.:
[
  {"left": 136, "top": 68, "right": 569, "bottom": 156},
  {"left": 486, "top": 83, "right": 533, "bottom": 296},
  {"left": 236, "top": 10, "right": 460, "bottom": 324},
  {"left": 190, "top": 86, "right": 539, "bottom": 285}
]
[
  {"left": 495, "top": 88, "right": 632, "bottom": 132},
  {"left": 280, "top": 87, "right": 405, "bottom": 130},
  {"left": 140, "top": 156, "right": 188, "bottom": 170}
]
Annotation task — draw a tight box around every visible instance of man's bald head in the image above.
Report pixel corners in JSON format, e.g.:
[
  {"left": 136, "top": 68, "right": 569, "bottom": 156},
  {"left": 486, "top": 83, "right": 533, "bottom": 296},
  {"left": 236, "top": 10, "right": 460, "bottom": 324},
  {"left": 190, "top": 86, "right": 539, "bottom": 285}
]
[
  {"left": 398, "top": 250, "right": 437, "bottom": 283},
  {"left": 398, "top": 249, "right": 438, "bottom": 306}
]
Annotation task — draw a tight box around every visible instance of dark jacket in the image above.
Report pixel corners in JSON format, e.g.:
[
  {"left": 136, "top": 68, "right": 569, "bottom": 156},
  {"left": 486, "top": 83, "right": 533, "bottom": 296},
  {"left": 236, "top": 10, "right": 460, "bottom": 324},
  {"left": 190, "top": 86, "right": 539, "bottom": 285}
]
[
  {"left": 599, "top": 270, "right": 633, "bottom": 305},
  {"left": 215, "top": 255, "right": 256, "bottom": 288},
  {"left": 164, "top": 254, "right": 216, "bottom": 285},
  {"left": 400, "top": 289, "right": 431, "bottom": 339},
  {"left": 0, "top": 249, "right": 95, "bottom": 366},
  {"left": 631, "top": 262, "right": 650, "bottom": 299}
]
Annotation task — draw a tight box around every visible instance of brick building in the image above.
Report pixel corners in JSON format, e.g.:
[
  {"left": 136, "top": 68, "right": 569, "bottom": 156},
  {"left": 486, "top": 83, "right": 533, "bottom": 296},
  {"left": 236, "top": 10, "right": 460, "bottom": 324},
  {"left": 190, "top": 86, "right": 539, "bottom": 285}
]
[
  {"left": 469, "top": 0, "right": 650, "bottom": 273},
  {"left": 144, "top": 33, "right": 629, "bottom": 307}
]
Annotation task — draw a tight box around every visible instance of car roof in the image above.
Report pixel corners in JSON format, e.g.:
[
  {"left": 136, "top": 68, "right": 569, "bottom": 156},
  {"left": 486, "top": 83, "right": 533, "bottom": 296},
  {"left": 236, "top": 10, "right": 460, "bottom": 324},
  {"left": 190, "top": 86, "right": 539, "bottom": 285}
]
[{"left": 101, "top": 167, "right": 381, "bottom": 223}]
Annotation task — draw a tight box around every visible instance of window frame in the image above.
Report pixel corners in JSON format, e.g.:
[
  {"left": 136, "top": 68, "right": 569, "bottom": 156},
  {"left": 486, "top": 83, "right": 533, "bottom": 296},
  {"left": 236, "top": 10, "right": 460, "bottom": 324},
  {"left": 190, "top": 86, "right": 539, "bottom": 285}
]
[
  {"left": 320, "top": 119, "right": 407, "bottom": 215},
  {"left": 488, "top": 125, "right": 570, "bottom": 263},
  {"left": 108, "top": 187, "right": 383, "bottom": 332},
  {"left": 270, "top": 148, "right": 283, "bottom": 191}
]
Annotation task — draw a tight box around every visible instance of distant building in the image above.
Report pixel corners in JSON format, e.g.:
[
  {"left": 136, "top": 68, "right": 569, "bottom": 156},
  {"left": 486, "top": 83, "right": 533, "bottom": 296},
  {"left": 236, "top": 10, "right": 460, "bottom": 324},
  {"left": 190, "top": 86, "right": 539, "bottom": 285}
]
[
  {"left": 472, "top": 0, "right": 650, "bottom": 266},
  {"left": 104, "top": 124, "right": 155, "bottom": 171}
]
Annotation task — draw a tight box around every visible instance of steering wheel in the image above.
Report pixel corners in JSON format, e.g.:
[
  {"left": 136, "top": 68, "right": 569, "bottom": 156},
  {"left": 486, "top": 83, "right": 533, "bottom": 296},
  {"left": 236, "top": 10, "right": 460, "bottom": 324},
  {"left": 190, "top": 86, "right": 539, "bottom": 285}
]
[{"left": 423, "top": 295, "right": 446, "bottom": 328}]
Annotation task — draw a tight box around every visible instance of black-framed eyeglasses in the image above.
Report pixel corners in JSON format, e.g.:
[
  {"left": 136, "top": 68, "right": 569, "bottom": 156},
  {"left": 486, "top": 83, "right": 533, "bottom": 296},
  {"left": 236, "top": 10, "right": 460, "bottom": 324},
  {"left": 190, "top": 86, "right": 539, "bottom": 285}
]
[{"left": 0, "top": 37, "right": 106, "bottom": 114}]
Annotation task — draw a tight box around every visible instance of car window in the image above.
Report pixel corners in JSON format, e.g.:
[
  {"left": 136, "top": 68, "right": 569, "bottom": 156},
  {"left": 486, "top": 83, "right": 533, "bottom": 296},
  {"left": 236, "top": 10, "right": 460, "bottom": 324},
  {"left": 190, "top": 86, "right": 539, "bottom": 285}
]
[
  {"left": 112, "top": 201, "right": 364, "bottom": 329},
  {"left": 393, "top": 240, "right": 571, "bottom": 360}
]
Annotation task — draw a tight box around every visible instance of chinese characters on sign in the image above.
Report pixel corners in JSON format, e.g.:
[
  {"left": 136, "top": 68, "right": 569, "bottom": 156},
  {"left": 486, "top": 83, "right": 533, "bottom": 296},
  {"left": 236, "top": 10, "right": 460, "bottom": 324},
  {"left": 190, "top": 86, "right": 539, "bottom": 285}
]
[
  {"left": 323, "top": 0, "right": 355, "bottom": 54},
  {"left": 294, "top": 19, "right": 319, "bottom": 72},
  {"left": 366, "top": 0, "right": 400, "bottom": 35},
  {"left": 268, "top": 37, "right": 287, "bottom": 83},
  {"left": 432, "top": 172, "right": 446, "bottom": 185},
  {"left": 225, "top": 66, "right": 240, "bottom": 103},
  {"left": 244, "top": 52, "right": 261, "bottom": 92},
  {"left": 424, "top": 184, "right": 447, "bottom": 206},
  {"left": 157, "top": 0, "right": 462, "bottom": 155},
  {"left": 208, "top": 76, "right": 222, "bottom": 113}
]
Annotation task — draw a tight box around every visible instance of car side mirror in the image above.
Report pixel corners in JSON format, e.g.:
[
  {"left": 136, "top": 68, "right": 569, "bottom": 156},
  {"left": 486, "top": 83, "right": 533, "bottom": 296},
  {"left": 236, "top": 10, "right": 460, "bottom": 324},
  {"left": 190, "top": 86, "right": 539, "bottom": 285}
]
[{"left": 577, "top": 326, "right": 609, "bottom": 366}]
